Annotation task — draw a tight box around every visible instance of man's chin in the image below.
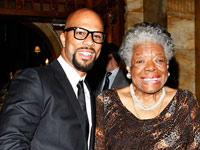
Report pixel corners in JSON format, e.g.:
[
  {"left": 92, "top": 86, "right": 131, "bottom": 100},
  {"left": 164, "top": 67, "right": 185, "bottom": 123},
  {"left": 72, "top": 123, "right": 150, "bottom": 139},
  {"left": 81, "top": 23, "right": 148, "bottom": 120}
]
[
  {"left": 73, "top": 52, "right": 96, "bottom": 72},
  {"left": 74, "top": 61, "right": 95, "bottom": 72},
  {"left": 76, "top": 66, "right": 93, "bottom": 72}
]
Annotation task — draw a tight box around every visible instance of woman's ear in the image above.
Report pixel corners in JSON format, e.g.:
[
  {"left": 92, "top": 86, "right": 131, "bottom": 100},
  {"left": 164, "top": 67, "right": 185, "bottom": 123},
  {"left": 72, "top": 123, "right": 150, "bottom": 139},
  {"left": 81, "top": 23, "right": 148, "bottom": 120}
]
[
  {"left": 126, "top": 66, "right": 131, "bottom": 73},
  {"left": 60, "top": 33, "right": 65, "bottom": 48},
  {"left": 126, "top": 66, "right": 132, "bottom": 79}
]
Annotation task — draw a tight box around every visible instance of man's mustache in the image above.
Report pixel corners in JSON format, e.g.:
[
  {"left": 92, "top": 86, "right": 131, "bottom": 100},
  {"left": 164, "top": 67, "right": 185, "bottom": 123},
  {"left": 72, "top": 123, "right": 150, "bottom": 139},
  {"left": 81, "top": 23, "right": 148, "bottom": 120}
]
[{"left": 76, "top": 47, "right": 95, "bottom": 53}]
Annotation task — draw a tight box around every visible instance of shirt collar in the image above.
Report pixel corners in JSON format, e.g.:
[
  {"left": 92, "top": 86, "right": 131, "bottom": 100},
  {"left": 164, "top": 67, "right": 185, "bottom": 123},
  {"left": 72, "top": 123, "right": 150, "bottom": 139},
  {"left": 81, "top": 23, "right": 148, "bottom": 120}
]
[
  {"left": 110, "top": 67, "right": 119, "bottom": 76},
  {"left": 57, "top": 55, "right": 86, "bottom": 89}
]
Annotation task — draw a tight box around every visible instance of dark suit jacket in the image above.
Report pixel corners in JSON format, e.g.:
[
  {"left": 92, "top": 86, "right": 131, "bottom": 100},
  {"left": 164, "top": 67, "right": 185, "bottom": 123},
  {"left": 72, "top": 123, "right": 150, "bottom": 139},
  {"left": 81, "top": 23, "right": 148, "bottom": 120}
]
[
  {"left": 95, "top": 68, "right": 130, "bottom": 96},
  {"left": 0, "top": 60, "right": 95, "bottom": 150}
]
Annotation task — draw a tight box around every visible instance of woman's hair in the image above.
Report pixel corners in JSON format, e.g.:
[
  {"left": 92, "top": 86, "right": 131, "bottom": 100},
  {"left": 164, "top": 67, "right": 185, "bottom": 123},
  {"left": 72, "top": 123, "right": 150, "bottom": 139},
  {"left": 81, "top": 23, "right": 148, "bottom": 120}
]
[{"left": 118, "top": 22, "right": 175, "bottom": 67}]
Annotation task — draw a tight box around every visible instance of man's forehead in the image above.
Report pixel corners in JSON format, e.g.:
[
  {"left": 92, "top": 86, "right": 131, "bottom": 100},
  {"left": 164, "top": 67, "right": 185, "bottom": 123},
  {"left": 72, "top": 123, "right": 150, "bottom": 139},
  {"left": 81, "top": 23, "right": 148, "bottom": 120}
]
[{"left": 65, "top": 9, "right": 103, "bottom": 30}]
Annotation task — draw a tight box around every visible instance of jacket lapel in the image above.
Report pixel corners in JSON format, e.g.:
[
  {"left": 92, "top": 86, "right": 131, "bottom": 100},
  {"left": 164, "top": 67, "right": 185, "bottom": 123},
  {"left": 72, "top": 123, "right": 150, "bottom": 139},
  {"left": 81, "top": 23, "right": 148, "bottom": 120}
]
[
  {"left": 85, "top": 81, "right": 95, "bottom": 126},
  {"left": 50, "top": 60, "right": 87, "bottom": 136},
  {"left": 85, "top": 81, "right": 96, "bottom": 150}
]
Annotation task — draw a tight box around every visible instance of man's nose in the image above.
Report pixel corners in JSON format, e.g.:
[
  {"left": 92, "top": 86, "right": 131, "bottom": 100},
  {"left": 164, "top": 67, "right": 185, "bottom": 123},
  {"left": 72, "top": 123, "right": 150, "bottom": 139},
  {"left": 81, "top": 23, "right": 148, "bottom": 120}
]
[{"left": 82, "top": 33, "right": 95, "bottom": 46}]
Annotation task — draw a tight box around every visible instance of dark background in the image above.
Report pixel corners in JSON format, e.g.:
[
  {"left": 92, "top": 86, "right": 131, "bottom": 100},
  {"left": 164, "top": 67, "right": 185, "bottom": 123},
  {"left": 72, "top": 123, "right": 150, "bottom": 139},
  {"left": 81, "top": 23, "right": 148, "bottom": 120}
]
[{"left": 0, "top": 22, "right": 52, "bottom": 89}]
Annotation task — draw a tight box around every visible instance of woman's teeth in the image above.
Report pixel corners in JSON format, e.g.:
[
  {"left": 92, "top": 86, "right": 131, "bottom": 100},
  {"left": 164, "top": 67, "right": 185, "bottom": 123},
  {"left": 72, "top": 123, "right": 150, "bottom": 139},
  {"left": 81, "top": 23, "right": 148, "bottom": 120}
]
[{"left": 144, "top": 78, "right": 158, "bottom": 81}]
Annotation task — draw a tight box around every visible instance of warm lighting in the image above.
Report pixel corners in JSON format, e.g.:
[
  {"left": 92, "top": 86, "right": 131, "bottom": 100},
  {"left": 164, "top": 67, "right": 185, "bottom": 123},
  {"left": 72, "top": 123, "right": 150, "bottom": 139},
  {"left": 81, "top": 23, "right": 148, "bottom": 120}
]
[
  {"left": 45, "top": 58, "right": 49, "bottom": 65},
  {"left": 34, "top": 46, "right": 41, "bottom": 54}
]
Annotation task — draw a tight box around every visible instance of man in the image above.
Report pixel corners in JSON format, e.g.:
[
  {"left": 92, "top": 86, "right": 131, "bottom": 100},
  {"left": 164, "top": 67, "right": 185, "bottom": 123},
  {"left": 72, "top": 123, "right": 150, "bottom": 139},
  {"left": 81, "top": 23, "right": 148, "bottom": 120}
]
[
  {"left": 95, "top": 43, "right": 130, "bottom": 96},
  {"left": 0, "top": 8, "right": 106, "bottom": 150}
]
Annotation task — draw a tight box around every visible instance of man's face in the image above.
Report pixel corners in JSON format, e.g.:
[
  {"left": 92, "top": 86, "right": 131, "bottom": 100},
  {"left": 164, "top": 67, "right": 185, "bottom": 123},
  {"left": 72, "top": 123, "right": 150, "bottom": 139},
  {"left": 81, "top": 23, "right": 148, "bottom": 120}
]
[{"left": 61, "top": 9, "right": 104, "bottom": 73}]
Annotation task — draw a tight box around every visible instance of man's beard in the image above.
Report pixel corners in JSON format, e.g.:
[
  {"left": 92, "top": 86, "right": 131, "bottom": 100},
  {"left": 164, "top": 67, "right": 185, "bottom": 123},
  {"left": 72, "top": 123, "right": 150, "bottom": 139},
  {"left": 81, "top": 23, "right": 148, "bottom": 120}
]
[{"left": 72, "top": 52, "right": 96, "bottom": 72}]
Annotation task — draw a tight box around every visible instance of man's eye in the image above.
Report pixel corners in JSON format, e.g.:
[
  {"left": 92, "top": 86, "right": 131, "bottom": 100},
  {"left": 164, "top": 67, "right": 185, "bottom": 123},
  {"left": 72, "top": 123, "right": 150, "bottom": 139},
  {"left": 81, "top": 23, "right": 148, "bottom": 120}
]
[
  {"left": 76, "top": 31, "right": 85, "bottom": 35},
  {"left": 94, "top": 34, "right": 102, "bottom": 39}
]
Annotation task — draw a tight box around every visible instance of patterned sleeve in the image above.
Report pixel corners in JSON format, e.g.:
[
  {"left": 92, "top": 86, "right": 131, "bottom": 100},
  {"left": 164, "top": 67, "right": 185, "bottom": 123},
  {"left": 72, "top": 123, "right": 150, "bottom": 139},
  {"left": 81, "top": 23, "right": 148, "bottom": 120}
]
[
  {"left": 186, "top": 91, "right": 200, "bottom": 149},
  {"left": 95, "top": 92, "right": 105, "bottom": 150}
]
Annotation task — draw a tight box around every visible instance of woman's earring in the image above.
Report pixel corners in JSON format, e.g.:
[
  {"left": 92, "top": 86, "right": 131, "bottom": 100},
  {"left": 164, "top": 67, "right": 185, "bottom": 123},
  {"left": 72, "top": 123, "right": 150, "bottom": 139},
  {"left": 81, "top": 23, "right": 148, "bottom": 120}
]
[
  {"left": 168, "top": 72, "right": 170, "bottom": 77},
  {"left": 126, "top": 72, "right": 131, "bottom": 79}
]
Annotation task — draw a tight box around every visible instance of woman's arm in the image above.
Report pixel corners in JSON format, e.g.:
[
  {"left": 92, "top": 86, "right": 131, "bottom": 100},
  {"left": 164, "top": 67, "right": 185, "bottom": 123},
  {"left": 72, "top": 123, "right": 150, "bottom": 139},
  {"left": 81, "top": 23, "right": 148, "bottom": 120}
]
[
  {"left": 186, "top": 92, "right": 200, "bottom": 149},
  {"left": 95, "top": 93, "right": 105, "bottom": 150}
]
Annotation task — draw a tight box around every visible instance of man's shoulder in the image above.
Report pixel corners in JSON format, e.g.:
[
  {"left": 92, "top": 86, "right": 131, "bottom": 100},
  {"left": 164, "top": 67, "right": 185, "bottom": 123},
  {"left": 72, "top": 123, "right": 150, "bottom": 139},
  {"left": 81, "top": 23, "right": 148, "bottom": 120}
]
[{"left": 16, "top": 60, "right": 59, "bottom": 81}]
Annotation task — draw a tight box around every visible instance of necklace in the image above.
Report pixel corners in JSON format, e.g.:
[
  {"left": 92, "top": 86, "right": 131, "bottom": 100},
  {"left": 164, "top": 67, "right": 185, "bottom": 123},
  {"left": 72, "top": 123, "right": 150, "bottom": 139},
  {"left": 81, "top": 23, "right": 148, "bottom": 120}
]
[{"left": 129, "top": 84, "right": 166, "bottom": 111}]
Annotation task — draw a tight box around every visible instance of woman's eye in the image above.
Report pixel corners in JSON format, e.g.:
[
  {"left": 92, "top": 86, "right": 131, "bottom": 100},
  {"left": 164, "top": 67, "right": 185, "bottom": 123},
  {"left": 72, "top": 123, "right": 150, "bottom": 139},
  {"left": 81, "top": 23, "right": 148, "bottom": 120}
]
[
  {"left": 156, "top": 59, "right": 164, "bottom": 63},
  {"left": 136, "top": 60, "right": 144, "bottom": 63}
]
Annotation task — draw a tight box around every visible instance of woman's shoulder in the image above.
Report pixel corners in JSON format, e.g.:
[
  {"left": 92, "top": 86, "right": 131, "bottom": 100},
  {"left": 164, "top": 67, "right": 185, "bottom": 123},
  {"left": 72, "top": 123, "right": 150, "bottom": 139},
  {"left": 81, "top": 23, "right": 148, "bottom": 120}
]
[
  {"left": 98, "top": 88, "right": 118, "bottom": 97},
  {"left": 96, "top": 87, "right": 130, "bottom": 106},
  {"left": 175, "top": 88, "right": 196, "bottom": 99},
  {"left": 165, "top": 86, "right": 177, "bottom": 97},
  {"left": 161, "top": 87, "right": 198, "bottom": 110},
  {"left": 96, "top": 89, "right": 118, "bottom": 103},
  {"left": 116, "top": 86, "right": 130, "bottom": 97},
  {"left": 172, "top": 88, "right": 199, "bottom": 108},
  {"left": 165, "top": 87, "right": 195, "bottom": 98}
]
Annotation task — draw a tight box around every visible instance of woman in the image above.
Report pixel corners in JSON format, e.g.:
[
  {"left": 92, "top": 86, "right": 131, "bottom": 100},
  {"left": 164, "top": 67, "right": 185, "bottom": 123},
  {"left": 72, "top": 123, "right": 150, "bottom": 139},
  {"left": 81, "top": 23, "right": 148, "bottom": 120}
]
[{"left": 95, "top": 22, "right": 200, "bottom": 149}]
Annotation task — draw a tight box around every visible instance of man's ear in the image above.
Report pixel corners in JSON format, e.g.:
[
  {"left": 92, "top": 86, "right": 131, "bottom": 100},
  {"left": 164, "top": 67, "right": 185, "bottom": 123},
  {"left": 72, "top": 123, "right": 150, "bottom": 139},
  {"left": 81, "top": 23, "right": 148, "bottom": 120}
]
[{"left": 60, "top": 33, "right": 65, "bottom": 48}]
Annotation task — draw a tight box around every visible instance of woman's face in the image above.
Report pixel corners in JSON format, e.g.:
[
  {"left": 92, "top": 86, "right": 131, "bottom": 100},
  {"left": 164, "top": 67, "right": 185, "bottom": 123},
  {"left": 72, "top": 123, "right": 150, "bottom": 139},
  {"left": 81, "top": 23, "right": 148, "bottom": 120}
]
[{"left": 130, "top": 42, "right": 168, "bottom": 94}]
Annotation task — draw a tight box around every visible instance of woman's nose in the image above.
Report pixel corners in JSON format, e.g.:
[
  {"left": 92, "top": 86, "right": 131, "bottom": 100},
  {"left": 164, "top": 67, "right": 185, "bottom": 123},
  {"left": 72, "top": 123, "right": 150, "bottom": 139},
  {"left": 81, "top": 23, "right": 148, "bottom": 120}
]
[{"left": 145, "top": 60, "right": 156, "bottom": 72}]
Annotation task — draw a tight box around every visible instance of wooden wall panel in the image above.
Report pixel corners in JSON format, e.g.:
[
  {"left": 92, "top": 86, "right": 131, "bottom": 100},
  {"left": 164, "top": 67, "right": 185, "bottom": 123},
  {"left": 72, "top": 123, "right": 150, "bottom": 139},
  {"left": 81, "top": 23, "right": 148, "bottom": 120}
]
[{"left": 195, "top": 0, "right": 200, "bottom": 100}]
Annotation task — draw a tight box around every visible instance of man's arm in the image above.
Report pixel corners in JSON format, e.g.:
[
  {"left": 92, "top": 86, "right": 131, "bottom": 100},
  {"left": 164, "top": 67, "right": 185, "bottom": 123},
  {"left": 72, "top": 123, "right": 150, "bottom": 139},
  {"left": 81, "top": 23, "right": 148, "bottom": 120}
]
[{"left": 0, "top": 68, "right": 44, "bottom": 150}]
